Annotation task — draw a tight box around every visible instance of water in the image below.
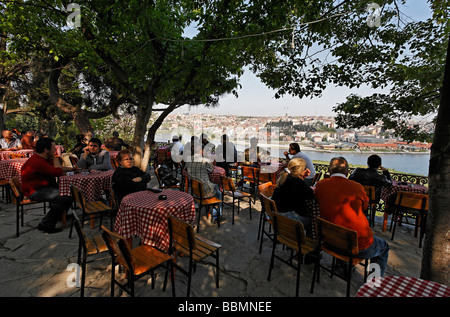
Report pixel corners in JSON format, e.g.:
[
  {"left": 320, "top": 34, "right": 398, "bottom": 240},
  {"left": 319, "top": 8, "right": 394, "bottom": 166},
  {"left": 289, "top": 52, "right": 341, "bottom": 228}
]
[{"left": 155, "top": 133, "right": 430, "bottom": 176}]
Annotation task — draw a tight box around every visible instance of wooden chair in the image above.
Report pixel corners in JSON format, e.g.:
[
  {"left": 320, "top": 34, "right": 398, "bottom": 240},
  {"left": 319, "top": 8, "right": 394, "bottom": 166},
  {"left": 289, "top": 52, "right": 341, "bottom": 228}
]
[
  {"left": 311, "top": 217, "right": 369, "bottom": 297},
  {"left": 190, "top": 179, "right": 222, "bottom": 232},
  {"left": 72, "top": 212, "right": 108, "bottom": 297},
  {"left": 167, "top": 215, "right": 222, "bottom": 297},
  {"left": 390, "top": 191, "right": 429, "bottom": 248},
  {"left": 257, "top": 182, "right": 276, "bottom": 241},
  {"left": 9, "top": 153, "right": 25, "bottom": 159},
  {"left": 267, "top": 210, "right": 319, "bottom": 297},
  {"left": 110, "top": 157, "right": 118, "bottom": 170},
  {"left": 69, "top": 186, "right": 114, "bottom": 238},
  {"left": 8, "top": 177, "right": 47, "bottom": 237},
  {"left": 0, "top": 178, "right": 11, "bottom": 203},
  {"left": 259, "top": 193, "right": 278, "bottom": 254},
  {"left": 220, "top": 176, "right": 252, "bottom": 225},
  {"left": 362, "top": 185, "right": 377, "bottom": 227},
  {"left": 240, "top": 166, "right": 259, "bottom": 203},
  {"left": 154, "top": 166, "right": 180, "bottom": 190},
  {"left": 69, "top": 156, "right": 79, "bottom": 167},
  {"left": 311, "top": 172, "right": 322, "bottom": 186},
  {"left": 101, "top": 225, "right": 174, "bottom": 297}
]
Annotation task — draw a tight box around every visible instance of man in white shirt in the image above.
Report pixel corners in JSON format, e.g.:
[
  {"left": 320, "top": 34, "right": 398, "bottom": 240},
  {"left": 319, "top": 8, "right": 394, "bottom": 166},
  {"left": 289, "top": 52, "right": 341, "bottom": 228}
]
[{"left": 0, "top": 129, "right": 22, "bottom": 150}]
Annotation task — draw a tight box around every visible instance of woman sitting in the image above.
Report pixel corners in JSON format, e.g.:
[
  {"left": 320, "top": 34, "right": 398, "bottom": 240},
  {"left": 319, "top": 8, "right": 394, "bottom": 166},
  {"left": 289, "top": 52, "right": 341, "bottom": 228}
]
[
  {"left": 112, "top": 149, "right": 151, "bottom": 203},
  {"left": 271, "top": 158, "right": 315, "bottom": 237}
]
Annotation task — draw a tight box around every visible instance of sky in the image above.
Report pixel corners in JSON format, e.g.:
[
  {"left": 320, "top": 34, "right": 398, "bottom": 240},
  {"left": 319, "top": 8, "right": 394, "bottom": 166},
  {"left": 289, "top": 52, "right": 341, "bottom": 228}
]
[{"left": 173, "top": 1, "right": 433, "bottom": 117}]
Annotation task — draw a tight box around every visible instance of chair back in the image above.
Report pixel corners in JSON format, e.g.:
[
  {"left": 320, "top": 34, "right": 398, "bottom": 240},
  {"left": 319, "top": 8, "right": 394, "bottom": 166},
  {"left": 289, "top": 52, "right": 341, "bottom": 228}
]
[
  {"left": 362, "top": 185, "right": 376, "bottom": 202},
  {"left": 271, "top": 212, "right": 306, "bottom": 250},
  {"left": 190, "top": 179, "right": 204, "bottom": 200},
  {"left": 101, "top": 225, "right": 133, "bottom": 272},
  {"left": 221, "top": 176, "right": 236, "bottom": 193},
  {"left": 167, "top": 215, "right": 196, "bottom": 253},
  {"left": 242, "top": 166, "right": 257, "bottom": 181},
  {"left": 71, "top": 186, "right": 87, "bottom": 211},
  {"left": 9, "top": 177, "right": 23, "bottom": 202},
  {"left": 260, "top": 193, "right": 278, "bottom": 214},
  {"left": 311, "top": 172, "right": 322, "bottom": 186},
  {"left": 395, "top": 191, "right": 428, "bottom": 211},
  {"left": 316, "top": 217, "right": 359, "bottom": 256},
  {"left": 258, "top": 171, "right": 275, "bottom": 184},
  {"left": 69, "top": 156, "right": 79, "bottom": 167},
  {"left": 110, "top": 157, "right": 119, "bottom": 170},
  {"left": 9, "top": 153, "right": 25, "bottom": 159},
  {"left": 258, "top": 182, "right": 275, "bottom": 198},
  {"left": 107, "top": 188, "right": 119, "bottom": 211},
  {"left": 72, "top": 212, "right": 89, "bottom": 250}
]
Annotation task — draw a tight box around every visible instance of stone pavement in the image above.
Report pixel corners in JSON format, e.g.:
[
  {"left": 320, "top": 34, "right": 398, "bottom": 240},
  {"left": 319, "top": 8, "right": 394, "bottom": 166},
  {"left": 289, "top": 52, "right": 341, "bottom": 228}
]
[{"left": 0, "top": 175, "right": 425, "bottom": 298}]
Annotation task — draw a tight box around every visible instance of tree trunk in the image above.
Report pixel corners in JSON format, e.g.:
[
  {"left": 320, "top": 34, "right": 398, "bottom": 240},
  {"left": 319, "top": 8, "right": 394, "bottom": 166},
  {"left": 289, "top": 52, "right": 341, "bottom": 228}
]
[
  {"left": 132, "top": 95, "right": 154, "bottom": 171},
  {"left": 421, "top": 35, "right": 450, "bottom": 284}
]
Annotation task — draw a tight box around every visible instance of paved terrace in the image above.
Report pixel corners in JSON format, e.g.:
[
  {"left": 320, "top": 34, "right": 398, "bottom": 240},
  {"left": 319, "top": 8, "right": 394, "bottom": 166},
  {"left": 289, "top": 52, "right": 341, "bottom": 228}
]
[{"left": 0, "top": 174, "right": 425, "bottom": 298}]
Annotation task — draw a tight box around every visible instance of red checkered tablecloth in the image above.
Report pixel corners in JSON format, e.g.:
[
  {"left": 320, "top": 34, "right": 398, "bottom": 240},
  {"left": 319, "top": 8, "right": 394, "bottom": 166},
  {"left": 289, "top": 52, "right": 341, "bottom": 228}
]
[
  {"left": 356, "top": 276, "right": 450, "bottom": 297},
  {"left": 381, "top": 181, "right": 428, "bottom": 203},
  {"left": 0, "top": 149, "right": 35, "bottom": 160},
  {"left": 0, "top": 158, "right": 28, "bottom": 181},
  {"left": 59, "top": 170, "right": 114, "bottom": 202},
  {"left": 114, "top": 189, "right": 196, "bottom": 252}
]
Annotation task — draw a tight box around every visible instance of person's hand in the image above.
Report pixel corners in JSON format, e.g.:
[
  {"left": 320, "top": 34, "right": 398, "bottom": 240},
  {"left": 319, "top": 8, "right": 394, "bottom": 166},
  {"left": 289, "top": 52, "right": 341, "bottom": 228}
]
[
  {"left": 132, "top": 177, "right": 142, "bottom": 182},
  {"left": 302, "top": 168, "right": 311, "bottom": 179},
  {"left": 379, "top": 166, "right": 387, "bottom": 172},
  {"left": 283, "top": 151, "right": 288, "bottom": 156}
]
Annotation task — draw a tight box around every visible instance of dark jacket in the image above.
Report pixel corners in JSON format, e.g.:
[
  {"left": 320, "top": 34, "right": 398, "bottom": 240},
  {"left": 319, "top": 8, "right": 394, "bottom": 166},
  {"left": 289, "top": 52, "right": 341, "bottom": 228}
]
[
  {"left": 272, "top": 175, "right": 314, "bottom": 217},
  {"left": 112, "top": 166, "right": 151, "bottom": 203},
  {"left": 348, "top": 167, "right": 392, "bottom": 201}
]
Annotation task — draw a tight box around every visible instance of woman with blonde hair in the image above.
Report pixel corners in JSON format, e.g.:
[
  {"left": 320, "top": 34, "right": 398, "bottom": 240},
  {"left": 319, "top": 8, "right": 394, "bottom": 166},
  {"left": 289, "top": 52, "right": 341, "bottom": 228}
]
[{"left": 272, "top": 158, "right": 315, "bottom": 236}]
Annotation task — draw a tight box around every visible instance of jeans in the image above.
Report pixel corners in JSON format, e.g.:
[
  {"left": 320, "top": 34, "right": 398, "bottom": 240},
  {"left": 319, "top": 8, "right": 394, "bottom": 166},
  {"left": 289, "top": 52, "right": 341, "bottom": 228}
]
[
  {"left": 211, "top": 184, "right": 223, "bottom": 218},
  {"left": 357, "top": 236, "right": 390, "bottom": 277},
  {"left": 280, "top": 212, "right": 313, "bottom": 238},
  {"left": 29, "top": 186, "right": 72, "bottom": 229}
]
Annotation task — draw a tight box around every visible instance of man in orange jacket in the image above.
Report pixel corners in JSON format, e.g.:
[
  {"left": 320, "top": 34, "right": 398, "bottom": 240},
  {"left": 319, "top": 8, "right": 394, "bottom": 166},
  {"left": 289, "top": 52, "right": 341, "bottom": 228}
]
[{"left": 315, "top": 157, "right": 389, "bottom": 276}]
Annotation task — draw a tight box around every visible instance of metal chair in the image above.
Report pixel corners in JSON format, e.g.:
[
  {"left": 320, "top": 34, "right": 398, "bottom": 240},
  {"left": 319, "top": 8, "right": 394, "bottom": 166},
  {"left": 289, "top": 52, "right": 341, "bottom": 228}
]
[
  {"left": 221, "top": 176, "right": 252, "bottom": 225},
  {"left": 190, "top": 178, "right": 222, "bottom": 232}
]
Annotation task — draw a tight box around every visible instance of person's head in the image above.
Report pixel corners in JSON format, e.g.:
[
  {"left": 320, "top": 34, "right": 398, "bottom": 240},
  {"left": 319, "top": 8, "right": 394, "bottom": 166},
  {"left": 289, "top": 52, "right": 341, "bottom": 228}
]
[
  {"left": 367, "top": 154, "right": 382, "bottom": 169},
  {"left": 25, "top": 130, "right": 35, "bottom": 137},
  {"left": 75, "top": 134, "right": 86, "bottom": 143},
  {"left": 172, "top": 135, "right": 179, "bottom": 142},
  {"left": 117, "top": 149, "right": 134, "bottom": 168},
  {"left": 112, "top": 131, "right": 119, "bottom": 137},
  {"left": 35, "top": 137, "right": 56, "bottom": 159},
  {"left": 329, "top": 157, "right": 349, "bottom": 175},
  {"left": 2, "top": 130, "right": 13, "bottom": 140},
  {"left": 277, "top": 158, "right": 308, "bottom": 187},
  {"left": 288, "top": 143, "right": 300, "bottom": 154},
  {"left": 87, "top": 138, "right": 102, "bottom": 155}
]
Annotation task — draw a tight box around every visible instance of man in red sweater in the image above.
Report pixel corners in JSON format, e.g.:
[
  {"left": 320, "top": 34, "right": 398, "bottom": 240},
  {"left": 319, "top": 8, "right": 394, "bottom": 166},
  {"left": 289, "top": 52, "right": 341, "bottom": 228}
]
[
  {"left": 21, "top": 138, "right": 77, "bottom": 233},
  {"left": 315, "top": 157, "right": 389, "bottom": 276}
]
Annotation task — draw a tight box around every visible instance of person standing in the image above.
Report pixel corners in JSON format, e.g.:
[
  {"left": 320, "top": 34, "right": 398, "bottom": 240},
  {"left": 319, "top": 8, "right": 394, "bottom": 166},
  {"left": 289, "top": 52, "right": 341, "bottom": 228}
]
[
  {"left": 314, "top": 157, "right": 389, "bottom": 276},
  {"left": 21, "top": 138, "right": 77, "bottom": 233}
]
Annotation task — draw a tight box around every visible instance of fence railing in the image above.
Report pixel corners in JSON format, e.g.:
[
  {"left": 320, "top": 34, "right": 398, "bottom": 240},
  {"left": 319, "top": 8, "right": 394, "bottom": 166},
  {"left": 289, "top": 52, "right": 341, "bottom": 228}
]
[{"left": 313, "top": 163, "right": 429, "bottom": 186}]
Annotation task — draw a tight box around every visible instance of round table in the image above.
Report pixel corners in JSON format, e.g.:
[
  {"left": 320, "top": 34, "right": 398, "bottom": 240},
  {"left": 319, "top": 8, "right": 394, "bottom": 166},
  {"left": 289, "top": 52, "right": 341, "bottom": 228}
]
[
  {"left": 380, "top": 181, "right": 428, "bottom": 231},
  {"left": 0, "top": 158, "right": 28, "bottom": 181},
  {"left": 356, "top": 276, "right": 450, "bottom": 297},
  {"left": 0, "top": 149, "right": 34, "bottom": 160},
  {"left": 59, "top": 170, "right": 114, "bottom": 202},
  {"left": 114, "top": 189, "right": 196, "bottom": 252}
]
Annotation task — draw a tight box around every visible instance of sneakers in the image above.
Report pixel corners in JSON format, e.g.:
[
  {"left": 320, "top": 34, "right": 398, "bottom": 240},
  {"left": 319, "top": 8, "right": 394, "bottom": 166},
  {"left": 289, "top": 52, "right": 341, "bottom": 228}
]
[{"left": 38, "top": 223, "right": 63, "bottom": 234}]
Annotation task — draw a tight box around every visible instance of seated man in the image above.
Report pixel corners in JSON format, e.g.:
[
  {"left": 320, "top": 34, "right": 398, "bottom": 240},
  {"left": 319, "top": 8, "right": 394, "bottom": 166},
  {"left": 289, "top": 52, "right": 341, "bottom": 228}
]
[
  {"left": 0, "top": 129, "right": 23, "bottom": 150},
  {"left": 348, "top": 154, "right": 392, "bottom": 202},
  {"left": 314, "top": 157, "right": 389, "bottom": 276},
  {"left": 243, "top": 137, "right": 270, "bottom": 167},
  {"left": 21, "top": 138, "right": 77, "bottom": 233},
  {"left": 283, "top": 143, "right": 315, "bottom": 186},
  {"left": 184, "top": 141, "right": 224, "bottom": 221},
  {"left": 77, "top": 138, "right": 113, "bottom": 170},
  {"left": 104, "top": 131, "right": 130, "bottom": 151},
  {"left": 20, "top": 130, "right": 36, "bottom": 150},
  {"left": 215, "top": 134, "right": 237, "bottom": 177}
]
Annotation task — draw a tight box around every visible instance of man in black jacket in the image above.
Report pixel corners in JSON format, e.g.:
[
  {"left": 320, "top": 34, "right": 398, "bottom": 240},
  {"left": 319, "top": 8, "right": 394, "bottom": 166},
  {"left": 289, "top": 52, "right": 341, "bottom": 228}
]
[{"left": 348, "top": 154, "right": 392, "bottom": 202}]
